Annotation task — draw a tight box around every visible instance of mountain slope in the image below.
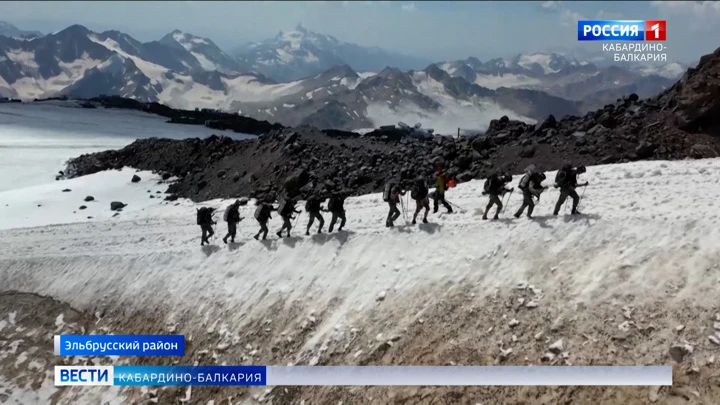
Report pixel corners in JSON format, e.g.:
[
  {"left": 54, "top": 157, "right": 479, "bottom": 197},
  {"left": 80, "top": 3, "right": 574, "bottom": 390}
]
[
  {"left": 439, "top": 52, "right": 682, "bottom": 110},
  {"left": 230, "top": 63, "right": 580, "bottom": 133},
  {"left": 0, "top": 25, "right": 113, "bottom": 99},
  {"left": 0, "top": 23, "right": 682, "bottom": 134},
  {"left": 1, "top": 159, "right": 719, "bottom": 404},
  {"left": 0, "top": 24, "right": 254, "bottom": 101},
  {"left": 235, "top": 23, "right": 430, "bottom": 82},
  {"left": 61, "top": 45, "right": 720, "bottom": 204},
  {"left": 159, "top": 29, "right": 245, "bottom": 74}
]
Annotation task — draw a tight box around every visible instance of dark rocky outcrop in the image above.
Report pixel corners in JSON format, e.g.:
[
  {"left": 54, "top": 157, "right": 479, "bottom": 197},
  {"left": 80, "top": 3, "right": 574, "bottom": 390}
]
[{"left": 85, "top": 96, "right": 284, "bottom": 136}]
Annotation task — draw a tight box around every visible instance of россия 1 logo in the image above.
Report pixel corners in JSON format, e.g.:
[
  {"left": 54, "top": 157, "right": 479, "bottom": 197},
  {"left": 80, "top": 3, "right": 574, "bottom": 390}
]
[
  {"left": 577, "top": 20, "right": 667, "bottom": 63},
  {"left": 577, "top": 20, "right": 666, "bottom": 41}
]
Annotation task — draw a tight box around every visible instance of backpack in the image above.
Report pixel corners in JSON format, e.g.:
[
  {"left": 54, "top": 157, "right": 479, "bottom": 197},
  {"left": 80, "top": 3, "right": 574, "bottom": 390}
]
[
  {"left": 483, "top": 177, "right": 493, "bottom": 193},
  {"left": 279, "top": 199, "right": 295, "bottom": 216},
  {"left": 328, "top": 197, "right": 337, "bottom": 212},
  {"left": 196, "top": 207, "right": 211, "bottom": 225},
  {"left": 254, "top": 204, "right": 271, "bottom": 221},
  {"left": 383, "top": 182, "right": 394, "bottom": 202},
  {"left": 555, "top": 164, "right": 572, "bottom": 187},
  {"left": 446, "top": 177, "right": 455, "bottom": 188},
  {"left": 305, "top": 198, "right": 321, "bottom": 212},
  {"left": 277, "top": 199, "right": 287, "bottom": 216},
  {"left": 223, "top": 205, "right": 232, "bottom": 222},
  {"left": 411, "top": 182, "right": 427, "bottom": 200},
  {"left": 518, "top": 173, "right": 531, "bottom": 191}
]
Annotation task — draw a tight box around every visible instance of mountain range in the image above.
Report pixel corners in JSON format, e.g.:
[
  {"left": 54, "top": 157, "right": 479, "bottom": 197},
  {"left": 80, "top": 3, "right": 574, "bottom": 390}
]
[
  {"left": 233, "top": 23, "right": 432, "bottom": 82},
  {"left": 0, "top": 21, "right": 686, "bottom": 133},
  {"left": 0, "top": 21, "right": 42, "bottom": 39}
]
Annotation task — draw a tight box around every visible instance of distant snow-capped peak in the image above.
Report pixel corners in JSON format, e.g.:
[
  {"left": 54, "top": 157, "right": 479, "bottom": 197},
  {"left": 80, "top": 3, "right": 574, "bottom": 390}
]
[
  {"left": 273, "top": 23, "right": 340, "bottom": 50},
  {"left": 0, "top": 20, "right": 43, "bottom": 39},
  {"left": 629, "top": 62, "right": 687, "bottom": 79},
  {"left": 234, "top": 23, "right": 430, "bottom": 82},
  {"left": 157, "top": 29, "right": 240, "bottom": 74},
  {"left": 441, "top": 52, "right": 589, "bottom": 78},
  {"left": 514, "top": 52, "right": 581, "bottom": 74},
  {"left": 165, "top": 29, "right": 212, "bottom": 52}
]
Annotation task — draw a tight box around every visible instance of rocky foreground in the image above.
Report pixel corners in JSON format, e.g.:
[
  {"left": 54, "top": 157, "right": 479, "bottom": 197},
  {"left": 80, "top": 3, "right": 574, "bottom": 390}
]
[{"left": 65, "top": 47, "right": 720, "bottom": 202}]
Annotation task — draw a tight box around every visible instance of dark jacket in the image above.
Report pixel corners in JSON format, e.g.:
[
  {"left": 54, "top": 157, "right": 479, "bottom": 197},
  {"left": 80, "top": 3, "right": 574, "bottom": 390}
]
[
  {"left": 305, "top": 197, "right": 323, "bottom": 212},
  {"left": 280, "top": 201, "right": 301, "bottom": 217},
  {"left": 256, "top": 204, "right": 274, "bottom": 222},
  {"left": 390, "top": 186, "right": 405, "bottom": 203},
  {"left": 487, "top": 176, "right": 511, "bottom": 195},
  {"left": 564, "top": 170, "right": 579, "bottom": 188},
  {"left": 328, "top": 195, "right": 345, "bottom": 213},
  {"left": 226, "top": 205, "right": 241, "bottom": 222}
]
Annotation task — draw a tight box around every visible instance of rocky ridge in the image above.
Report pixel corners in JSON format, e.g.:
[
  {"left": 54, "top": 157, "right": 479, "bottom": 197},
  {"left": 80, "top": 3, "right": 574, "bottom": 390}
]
[{"left": 64, "top": 47, "right": 720, "bottom": 202}]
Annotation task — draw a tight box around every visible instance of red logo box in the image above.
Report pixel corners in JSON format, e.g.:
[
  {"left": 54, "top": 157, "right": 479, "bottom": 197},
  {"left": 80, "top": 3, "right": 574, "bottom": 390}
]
[{"left": 645, "top": 20, "right": 666, "bottom": 41}]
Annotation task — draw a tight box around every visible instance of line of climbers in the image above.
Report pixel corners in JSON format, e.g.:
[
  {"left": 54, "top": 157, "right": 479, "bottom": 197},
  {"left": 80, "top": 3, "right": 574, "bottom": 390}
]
[
  {"left": 195, "top": 164, "right": 588, "bottom": 245},
  {"left": 195, "top": 190, "right": 348, "bottom": 245}
]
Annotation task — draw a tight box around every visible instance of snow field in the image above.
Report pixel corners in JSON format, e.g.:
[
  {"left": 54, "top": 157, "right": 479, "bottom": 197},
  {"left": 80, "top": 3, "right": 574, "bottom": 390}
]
[
  {"left": 0, "top": 103, "right": 253, "bottom": 192},
  {"left": 1, "top": 158, "right": 719, "bottom": 321},
  {"left": 1, "top": 158, "right": 720, "bottom": 403}
]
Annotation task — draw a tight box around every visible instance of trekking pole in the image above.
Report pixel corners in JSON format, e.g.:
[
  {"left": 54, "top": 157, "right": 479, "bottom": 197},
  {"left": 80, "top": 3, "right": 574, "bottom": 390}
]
[
  {"left": 576, "top": 184, "right": 588, "bottom": 212},
  {"left": 406, "top": 194, "right": 411, "bottom": 219},
  {"left": 501, "top": 190, "right": 513, "bottom": 215},
  {"left": 293, "top": 212, "right": 302, "bottom": 230},
  {"left": 445, "top": 199, "right": 467, "bottom": 212}
]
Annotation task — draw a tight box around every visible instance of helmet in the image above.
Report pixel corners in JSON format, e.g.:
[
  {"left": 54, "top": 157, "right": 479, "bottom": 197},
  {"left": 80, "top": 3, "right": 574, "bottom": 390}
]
[
  {"left": 234, "top": 199, "right": 241, "bottom": 205},
  {"left": 577, "top": 165, "right": 586, "bottom": 174}
]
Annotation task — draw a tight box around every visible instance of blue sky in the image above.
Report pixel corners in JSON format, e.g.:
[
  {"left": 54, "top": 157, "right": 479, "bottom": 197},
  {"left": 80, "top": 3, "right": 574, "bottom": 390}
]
[{"left": 1, "top": 1, "right": 719, "bottom": 63}]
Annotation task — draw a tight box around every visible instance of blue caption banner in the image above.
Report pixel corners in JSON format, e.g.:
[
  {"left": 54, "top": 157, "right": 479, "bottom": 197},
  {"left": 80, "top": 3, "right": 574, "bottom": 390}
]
[
  {"left": 113, "top": 366, "right": 267, "bottom": 386},
  {"left": 55, "top": 335, "right": 185, "bottom": 356},
  {"left": 54, "top": 365, "right": 673, "bottom": 387}
]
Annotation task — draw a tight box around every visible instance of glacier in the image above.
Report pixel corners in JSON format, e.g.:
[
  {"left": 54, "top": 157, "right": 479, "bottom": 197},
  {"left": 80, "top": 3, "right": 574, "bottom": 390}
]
[{"left": 0, "top": 102, "right": 253, "bottom": 192}]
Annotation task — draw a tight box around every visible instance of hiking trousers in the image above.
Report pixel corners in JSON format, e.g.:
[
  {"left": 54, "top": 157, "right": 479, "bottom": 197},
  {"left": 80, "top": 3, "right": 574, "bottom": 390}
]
[
  {"left": 255, "top": 220, "right": 269, "bottom": 239},
  {"left": 413, "top": 198, "right": 429, "bottom": 222},
  {"left": 329, "top": 210, "right": 346, "bottom": 232},
  {"left": 224, "top": 221, "right": 237, "bottom": 242},
  {"left": 200, "top": 223, "right": 214, "bottom": 245},
  {"left": 433, "top": 191, "right": 452, "bottom": 213},
  {"left": 554, "top": 187, "right": 580, "bottom": 214},
  {"left": 307, "top": 211, "right": 325, "bottom": 232},
  {"left": 279, "top": 215, "right": 293, "bottom": 236},
  {"left": 515, "top": 190, "right": 535, "bottom": 217},
  {"left": 387, "top": 201, "right": 401, "bottom": 225},
  {"left": 486, "top": 194, "right": 503, "bottom": 211}
]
